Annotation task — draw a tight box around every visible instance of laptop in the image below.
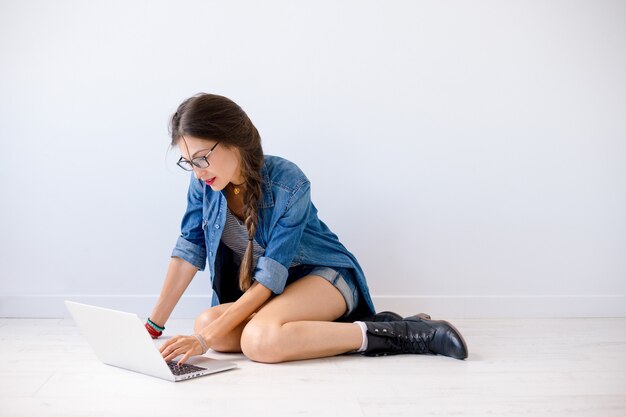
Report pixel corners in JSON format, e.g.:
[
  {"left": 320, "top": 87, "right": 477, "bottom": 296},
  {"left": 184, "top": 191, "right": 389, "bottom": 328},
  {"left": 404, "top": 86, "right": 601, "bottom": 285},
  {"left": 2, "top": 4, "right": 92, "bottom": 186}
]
[{"left": 64, "top": 300, "right": 237, "bottom": 382}]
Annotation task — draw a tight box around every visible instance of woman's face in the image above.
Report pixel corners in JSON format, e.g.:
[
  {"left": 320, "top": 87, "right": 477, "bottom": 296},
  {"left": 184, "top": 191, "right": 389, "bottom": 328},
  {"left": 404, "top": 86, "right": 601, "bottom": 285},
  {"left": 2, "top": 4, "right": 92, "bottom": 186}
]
[{"left": 178, "top": 135, "right": 245, "bottom": 191}]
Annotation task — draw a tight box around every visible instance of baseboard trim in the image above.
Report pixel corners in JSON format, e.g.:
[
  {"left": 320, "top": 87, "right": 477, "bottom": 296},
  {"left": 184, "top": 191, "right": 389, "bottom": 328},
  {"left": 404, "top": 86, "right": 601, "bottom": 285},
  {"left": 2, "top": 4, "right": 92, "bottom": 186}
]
[
  {"left": 1, "top": 294, "right": 625, "bottom": 318},
  {"left": 372, "top": 294, "right": 626, "bottom": 318}
]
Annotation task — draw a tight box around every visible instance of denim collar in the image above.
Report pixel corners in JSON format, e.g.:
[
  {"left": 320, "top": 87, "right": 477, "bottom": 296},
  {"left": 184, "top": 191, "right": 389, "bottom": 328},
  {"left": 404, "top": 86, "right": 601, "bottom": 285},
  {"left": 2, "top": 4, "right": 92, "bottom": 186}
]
[{"left": 259, "top": 162, "right": 274, "bottom": 208}]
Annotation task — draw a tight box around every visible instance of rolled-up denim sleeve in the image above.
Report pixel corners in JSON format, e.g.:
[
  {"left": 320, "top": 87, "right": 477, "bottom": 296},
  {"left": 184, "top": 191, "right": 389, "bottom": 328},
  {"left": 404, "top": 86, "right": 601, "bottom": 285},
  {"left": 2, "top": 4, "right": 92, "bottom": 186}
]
[
  {"left": 253, "top": 181, "right": 310, "bottom": 294},
  {"left": 171, "top": 173, "right": 207, "bottom": 271}
]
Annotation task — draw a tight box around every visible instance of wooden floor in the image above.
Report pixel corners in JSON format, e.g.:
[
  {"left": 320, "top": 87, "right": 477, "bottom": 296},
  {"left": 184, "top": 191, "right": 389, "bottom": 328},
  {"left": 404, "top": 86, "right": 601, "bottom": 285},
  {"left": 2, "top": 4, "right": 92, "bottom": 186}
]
[{"left": 1, "top": 317, "right": 625, "bottom": 417}]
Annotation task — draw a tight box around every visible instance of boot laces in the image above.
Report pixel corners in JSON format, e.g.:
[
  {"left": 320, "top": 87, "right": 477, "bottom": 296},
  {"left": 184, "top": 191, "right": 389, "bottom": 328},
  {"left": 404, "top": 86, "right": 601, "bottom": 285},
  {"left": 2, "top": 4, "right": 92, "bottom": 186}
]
[{"left": 391, "top": 327, "right": 432, "bottom": 353}]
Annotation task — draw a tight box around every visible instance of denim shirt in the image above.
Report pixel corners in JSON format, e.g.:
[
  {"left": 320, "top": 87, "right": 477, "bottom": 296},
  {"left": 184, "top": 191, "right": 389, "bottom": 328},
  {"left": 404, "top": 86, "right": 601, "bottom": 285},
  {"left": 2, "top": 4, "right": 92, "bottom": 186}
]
[{"left": 171, "top": 154, "right": 375, "bottom": 318}]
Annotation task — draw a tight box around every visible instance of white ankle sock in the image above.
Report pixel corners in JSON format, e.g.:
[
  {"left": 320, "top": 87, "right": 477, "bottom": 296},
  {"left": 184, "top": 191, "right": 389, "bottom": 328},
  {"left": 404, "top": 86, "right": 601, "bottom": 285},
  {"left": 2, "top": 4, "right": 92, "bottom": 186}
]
[{"left": 354, "top": 321, "right": 368, "bottom": 352}]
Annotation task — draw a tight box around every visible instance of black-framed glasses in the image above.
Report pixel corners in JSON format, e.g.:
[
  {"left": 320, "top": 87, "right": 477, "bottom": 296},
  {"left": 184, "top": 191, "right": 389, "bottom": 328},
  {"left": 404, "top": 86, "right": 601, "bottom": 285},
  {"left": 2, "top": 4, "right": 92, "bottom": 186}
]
[{"left": 177, "top": 142, "right": 219, "bottom": 171}]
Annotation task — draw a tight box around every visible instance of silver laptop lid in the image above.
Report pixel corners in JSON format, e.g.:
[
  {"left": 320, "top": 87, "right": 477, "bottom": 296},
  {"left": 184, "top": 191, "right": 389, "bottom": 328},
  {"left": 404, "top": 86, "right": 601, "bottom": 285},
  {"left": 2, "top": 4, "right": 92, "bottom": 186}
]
[{"left": 64, "top": 300, "right": 237, "bottom": 381}]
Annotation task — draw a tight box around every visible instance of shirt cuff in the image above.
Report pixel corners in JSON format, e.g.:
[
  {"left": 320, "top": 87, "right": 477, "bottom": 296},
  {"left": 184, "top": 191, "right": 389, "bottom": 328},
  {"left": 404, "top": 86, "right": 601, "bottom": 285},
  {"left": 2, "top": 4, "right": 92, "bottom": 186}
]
[
  {"left": 253, "top": 256, "right": 288, "bottom": 295},
  {"left": 171, "top": 236, "right": 206, "bottom": 271}
]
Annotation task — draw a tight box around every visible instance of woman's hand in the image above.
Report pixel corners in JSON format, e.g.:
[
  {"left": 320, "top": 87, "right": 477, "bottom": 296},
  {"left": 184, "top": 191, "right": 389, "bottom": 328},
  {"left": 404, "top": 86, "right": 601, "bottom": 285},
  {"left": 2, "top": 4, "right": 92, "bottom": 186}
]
[{"left": 159, "top": 334, "right": 206, "bottom": 365}]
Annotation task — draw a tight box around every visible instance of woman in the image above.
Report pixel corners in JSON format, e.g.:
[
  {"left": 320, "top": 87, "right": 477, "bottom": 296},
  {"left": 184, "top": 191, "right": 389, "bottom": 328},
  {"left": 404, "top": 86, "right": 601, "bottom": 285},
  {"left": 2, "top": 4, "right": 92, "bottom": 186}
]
[{"left": 150, "top": 93, "right": 468, "bottom": 365}]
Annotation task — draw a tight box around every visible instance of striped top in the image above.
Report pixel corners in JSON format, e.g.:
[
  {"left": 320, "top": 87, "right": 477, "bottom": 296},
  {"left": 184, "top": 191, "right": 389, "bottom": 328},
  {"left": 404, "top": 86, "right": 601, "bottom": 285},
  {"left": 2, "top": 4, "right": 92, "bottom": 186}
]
[{"left": 221, "top": 207, "right": 299, "bottom": 269}]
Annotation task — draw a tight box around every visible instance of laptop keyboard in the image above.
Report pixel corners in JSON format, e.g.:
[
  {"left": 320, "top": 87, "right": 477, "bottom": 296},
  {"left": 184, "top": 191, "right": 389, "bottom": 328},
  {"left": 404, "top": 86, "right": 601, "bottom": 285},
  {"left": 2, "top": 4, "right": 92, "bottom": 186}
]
[{"left": 167, "top": 360, "right": 207, "bottom": 376}]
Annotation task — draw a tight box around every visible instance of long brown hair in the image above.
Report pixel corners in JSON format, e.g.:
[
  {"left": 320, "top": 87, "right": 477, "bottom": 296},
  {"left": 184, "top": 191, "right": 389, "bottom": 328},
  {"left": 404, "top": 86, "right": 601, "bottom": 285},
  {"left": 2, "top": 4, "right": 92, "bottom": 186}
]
[{"left": 169, "top": 93, "right": 263, "bottom": 292}]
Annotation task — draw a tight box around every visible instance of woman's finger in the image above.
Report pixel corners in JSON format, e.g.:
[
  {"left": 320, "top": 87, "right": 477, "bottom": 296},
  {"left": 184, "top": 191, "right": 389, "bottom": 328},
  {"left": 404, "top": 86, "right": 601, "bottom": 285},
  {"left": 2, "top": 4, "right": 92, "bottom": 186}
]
[
  {"left": 158, "top": 340, "right": 171, "bottom": 353},
  {"left": 160, "top": 335, "right": 183, "bottom": 355},
  {"left": 163, "top": 350, "right": 179, "bottom": 362},
  {"left": 178, "top": 351, "right": 192, "bottom": 366},
  {"left": 162, "top": 341, "right": 184, "bottom": 359},
  {"left": 159, "top": 335, "right": 179, "bottom": 353},
  {"left": 164, "top": 345, "right": 187, "bottom": 362},
  {"left": 177, "top": 338, "right": 201, "bottom": 365},
  {"left": 163, "top": 336, "right": 187, "bottom": 355}
]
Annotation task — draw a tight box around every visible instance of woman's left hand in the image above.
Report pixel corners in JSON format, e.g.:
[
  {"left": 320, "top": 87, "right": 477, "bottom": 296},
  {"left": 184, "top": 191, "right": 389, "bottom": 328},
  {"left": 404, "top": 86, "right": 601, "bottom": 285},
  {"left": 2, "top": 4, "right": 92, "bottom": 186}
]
[{"left": 159, "top": 334, "right": 204, "bottom": 365}]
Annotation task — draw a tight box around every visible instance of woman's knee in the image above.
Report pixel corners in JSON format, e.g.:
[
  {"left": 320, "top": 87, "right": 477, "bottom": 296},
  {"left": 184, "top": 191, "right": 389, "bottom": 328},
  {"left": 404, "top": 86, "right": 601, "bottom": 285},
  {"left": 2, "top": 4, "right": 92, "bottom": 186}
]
[
  {"left": 194, "top": 308, "right": 219, "bottom": 334},
  {"left": 194, "top": 303, "right": 247, "bottom": 353},
  {"left": 240, "top": 320, "right": 284, "bottom": 363},
  {"left": 193, "top": 303, "right": 232, "bottom": 334}
]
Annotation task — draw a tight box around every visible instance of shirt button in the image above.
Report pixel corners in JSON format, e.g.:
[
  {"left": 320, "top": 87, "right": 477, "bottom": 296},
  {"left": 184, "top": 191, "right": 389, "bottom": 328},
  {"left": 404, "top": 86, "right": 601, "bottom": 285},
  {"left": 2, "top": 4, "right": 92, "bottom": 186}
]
[
  {"left": 214, "top": 224, "right": 219, "bottom": 229},
  {"left": 209, "top": 251, "right": 213, "bottom": 256}
]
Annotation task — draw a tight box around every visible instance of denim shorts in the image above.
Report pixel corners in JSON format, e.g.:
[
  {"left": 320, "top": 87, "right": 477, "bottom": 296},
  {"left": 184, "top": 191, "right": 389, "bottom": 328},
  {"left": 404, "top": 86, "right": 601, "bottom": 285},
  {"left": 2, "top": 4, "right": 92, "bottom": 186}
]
[{"left": 286, "top": 264, "right": 359, "bottom": 317}]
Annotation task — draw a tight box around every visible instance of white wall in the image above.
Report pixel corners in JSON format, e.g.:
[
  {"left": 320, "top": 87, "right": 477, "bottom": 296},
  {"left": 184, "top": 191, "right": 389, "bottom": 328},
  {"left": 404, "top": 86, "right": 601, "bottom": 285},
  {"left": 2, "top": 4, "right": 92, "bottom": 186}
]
[{"left": 1, "top": 0, "right": 625, "bottom": 318}]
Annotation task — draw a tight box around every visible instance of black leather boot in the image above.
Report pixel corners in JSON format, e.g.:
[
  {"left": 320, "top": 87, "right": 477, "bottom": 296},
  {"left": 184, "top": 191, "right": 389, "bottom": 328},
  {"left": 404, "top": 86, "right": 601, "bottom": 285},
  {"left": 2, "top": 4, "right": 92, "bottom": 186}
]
[
  {"left": 362, "top": 317, "right": 468, "bottom": 359},
  {"left": 361, "top": 311, "right": 402, "bottom": 322},
  {"left": 361, "top": 311, "right": 431, "bottom": 322}
]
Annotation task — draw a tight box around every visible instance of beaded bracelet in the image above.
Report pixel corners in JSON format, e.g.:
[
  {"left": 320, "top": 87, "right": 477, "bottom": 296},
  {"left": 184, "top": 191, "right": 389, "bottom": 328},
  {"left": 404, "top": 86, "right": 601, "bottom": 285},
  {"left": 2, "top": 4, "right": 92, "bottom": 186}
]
[
  {"left": 192, "top": 334, "right": 208, "bottom": 354},
  {"left": 145, "top": 322, "right": 162, "bottom": 339},
  {"left": 147, "top": 317, "right": 165, "bottom": 332}
]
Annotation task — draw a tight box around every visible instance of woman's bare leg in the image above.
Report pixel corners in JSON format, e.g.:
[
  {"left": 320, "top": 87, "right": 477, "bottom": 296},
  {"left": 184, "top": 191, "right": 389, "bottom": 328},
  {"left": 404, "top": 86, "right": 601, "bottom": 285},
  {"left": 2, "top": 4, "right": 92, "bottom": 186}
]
[
  {"left": 240, "top": 275, "right": 363, "bottom": 363},
  {"left": 193, "top": 298, "right": 273, "bottom": 352}
]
